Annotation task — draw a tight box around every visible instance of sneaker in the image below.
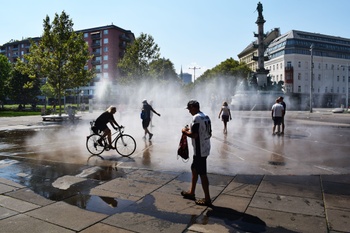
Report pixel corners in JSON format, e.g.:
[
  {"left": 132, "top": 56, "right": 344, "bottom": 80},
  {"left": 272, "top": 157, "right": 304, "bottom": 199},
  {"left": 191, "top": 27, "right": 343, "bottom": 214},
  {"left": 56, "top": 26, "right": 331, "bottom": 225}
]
[
  {"left": 108, "top": 144, "right": 115, "bottom": 150},
  {"left": 149, "top": 133, "right": 153, "bottom": 140}
]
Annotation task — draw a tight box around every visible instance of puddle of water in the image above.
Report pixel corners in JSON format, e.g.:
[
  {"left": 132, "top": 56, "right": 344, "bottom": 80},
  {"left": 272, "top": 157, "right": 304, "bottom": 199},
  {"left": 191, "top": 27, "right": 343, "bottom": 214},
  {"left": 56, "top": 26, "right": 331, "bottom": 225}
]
[{"left": 63, "top": 194, "right": 134, "bottom": 215}]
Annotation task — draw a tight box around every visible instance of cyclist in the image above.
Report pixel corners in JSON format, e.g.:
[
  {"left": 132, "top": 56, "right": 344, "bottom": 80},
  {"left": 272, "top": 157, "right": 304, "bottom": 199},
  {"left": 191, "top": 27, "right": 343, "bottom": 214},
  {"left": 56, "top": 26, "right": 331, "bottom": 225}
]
[{"left": 94, "top": 106, "right": 121, "bottom": 149}]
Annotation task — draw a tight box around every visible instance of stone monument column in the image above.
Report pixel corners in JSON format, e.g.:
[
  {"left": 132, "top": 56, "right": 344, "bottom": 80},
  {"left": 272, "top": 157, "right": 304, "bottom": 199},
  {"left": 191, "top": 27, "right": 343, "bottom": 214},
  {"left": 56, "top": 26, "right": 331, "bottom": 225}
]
[{"left": 253, "top": 2, "right": 269, "bottom": 87}]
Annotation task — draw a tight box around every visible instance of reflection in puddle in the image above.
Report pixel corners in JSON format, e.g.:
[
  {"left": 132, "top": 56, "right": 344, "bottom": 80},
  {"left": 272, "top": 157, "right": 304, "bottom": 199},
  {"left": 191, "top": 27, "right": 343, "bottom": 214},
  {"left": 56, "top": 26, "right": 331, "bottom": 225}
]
[{"left": 64, "top": 194, "right": 134, "bottom": 215}]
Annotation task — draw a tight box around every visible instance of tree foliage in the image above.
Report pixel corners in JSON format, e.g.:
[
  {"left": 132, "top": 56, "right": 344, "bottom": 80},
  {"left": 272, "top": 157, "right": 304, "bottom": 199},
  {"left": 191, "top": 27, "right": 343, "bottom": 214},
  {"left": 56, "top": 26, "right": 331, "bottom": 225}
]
[
  {"left": 118, "top": 33, "right": 160, "bottom": 83},
  {"left": 15, "top": 11, "right": 94, "bottom": 115},
  {"left": 7, "top": 69, "right": 41, "bottom": 109},
  {"left": 0, "top": 54, "right": 11, "bottom": 107},
  {"left": 149, "top": 58, "right": 179, "bottom": 83}
]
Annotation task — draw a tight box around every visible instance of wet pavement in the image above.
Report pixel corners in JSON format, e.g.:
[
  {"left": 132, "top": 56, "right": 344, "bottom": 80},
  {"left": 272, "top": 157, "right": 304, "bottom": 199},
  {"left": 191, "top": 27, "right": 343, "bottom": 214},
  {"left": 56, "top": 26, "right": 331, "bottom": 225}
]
[{"left": 0, "top": 108, "right": 349, "bottom": 232}]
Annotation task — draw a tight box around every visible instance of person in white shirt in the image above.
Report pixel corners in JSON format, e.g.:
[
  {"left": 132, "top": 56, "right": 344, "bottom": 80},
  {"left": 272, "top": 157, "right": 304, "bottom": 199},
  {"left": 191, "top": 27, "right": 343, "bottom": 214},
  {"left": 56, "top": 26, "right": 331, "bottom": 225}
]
[
  {"left": 218, "top": 101, "right": 232, "bottom": 134},
  {"left": 271, "top": 99, "right": 284, "bottom": 135},
  {"left": 181, "top": 100, "right": 212, "bottom": 206}
]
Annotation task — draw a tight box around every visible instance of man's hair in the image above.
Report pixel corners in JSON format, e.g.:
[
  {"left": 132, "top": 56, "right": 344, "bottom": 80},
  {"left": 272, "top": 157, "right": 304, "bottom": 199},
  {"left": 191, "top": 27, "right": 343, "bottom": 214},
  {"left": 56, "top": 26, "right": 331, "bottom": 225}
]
[{"left": 187, "top": 100, "right": 200, "bottom": 109}]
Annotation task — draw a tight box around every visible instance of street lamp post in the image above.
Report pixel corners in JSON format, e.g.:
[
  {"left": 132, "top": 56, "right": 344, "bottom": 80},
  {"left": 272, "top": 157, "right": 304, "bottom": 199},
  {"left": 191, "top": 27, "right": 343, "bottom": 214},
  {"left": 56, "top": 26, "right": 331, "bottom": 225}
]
[
  {"left": 310, "top": 44, "right": 314, "bottom": 113},
  {"left": 340, "top": 64, "right": 349, "bottom": 111}
]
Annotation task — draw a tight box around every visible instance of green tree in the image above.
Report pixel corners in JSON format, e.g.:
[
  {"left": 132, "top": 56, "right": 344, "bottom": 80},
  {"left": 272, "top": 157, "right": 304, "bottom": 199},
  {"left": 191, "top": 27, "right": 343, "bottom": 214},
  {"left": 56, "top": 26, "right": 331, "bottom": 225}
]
[
  {"left": 195, "top": 58, "right": 251, "bottom": 95},
  {"left": 149, "top": 58, "right": 179, "bottom": 83},
  {"left": 7, "top": 69, "right": 41, "bottom": 109},
  {"left": 118, "top": 33, "right": 160, "bottom": 83},
  {"left": 15, "top": 11, "right": 94, "bottom": 115},
  {"left": 0, "top": 54, "right": 11, "bottom": 108}
]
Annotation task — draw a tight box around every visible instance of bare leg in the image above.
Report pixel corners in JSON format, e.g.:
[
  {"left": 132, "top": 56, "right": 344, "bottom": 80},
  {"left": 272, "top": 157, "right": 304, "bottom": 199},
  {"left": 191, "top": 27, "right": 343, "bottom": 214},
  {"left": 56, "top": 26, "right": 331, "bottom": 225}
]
[
  {"left": 200, "top": 174, "right": 211, "bottom": 202},
  {"left": 189, "top": 168, "right": 198, "bottom": 195}
]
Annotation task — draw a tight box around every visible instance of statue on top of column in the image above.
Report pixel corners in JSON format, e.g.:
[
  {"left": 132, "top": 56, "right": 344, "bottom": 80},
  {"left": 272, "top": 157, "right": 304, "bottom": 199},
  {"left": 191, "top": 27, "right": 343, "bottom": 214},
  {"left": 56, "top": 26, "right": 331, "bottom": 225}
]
[{"left": 257, "top": 2, "right": 263, "bottom": 18}]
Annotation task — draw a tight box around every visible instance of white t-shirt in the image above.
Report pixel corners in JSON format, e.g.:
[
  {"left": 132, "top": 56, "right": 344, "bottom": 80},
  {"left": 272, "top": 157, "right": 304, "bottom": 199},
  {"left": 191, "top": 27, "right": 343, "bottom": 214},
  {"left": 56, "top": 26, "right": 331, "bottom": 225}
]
[
  {"left": 191, "top": 112, "right": 212, "bottom": 157},
  {"left": 221, "top": 106, "right": 230, "bottom": 116},
  {"left": 272, "top": 103, "right": 284, "bottom": 117}
]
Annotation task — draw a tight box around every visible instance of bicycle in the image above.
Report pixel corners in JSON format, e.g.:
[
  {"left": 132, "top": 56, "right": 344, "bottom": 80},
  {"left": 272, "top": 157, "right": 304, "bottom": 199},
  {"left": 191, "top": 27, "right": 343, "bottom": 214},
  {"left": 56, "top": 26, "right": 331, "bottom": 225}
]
[{"left": 86, "top": 121, "right": 136, "bottom": 157}]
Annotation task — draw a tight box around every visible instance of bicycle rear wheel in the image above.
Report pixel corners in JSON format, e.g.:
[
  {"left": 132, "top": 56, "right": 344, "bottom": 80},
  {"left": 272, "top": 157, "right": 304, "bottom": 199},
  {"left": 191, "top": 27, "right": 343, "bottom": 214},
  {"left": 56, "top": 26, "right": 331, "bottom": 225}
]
[
  {"left": 86, "top": 134, "right": 106, "bottom": 155},
  {"left": 115, "top": 134, "right": 136, "bottom": 157}
]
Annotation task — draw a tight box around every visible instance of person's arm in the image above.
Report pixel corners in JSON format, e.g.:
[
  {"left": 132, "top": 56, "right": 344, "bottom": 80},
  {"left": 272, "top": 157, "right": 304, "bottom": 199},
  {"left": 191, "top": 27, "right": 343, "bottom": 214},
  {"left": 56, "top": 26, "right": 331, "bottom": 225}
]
[
  {"left": 182, "top": 123, "right": 199, "bottom": 139},
  {"left": 218, "top": 108, "right": 223, "bottom": 118},
  {"left": 110, "top": 116, "right": 120, "bottom": 128},
  {"left": 228, "top": 108, "right": 232, "bottom": 120},
  {"left": 151, "top": 107, "right": 161, "bottom": 116}
]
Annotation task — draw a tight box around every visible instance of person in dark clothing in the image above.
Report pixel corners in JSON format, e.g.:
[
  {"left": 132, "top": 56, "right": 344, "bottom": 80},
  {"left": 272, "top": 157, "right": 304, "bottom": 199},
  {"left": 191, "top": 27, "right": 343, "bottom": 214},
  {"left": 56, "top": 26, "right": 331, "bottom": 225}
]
[
  {"left": 141, "top": 99, "right": 160, "bottom": 141},
  {"left": 95, "top": 106, "right": 121, "bottom": 149},
  {"left": 278, "top": 96, "right": 286, "bottom": 134}
]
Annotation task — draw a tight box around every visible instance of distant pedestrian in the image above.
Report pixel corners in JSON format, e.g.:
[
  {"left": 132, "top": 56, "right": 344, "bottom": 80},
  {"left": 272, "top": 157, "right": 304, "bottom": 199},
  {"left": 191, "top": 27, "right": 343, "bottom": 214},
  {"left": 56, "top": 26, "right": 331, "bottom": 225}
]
[
  {"left": 278, "top": 96, "right": 286, "bottom": 134},
  {"left": 271, "top": 99, "right": 284, "bottom": 135},
  {"left": 141, "top": 99, "right": 160, "bottom": 141},
  {"left": 218, "top": 101, "right": 232, "bottom": 134},
  {"left": 181, "top": 100, "right": 212, "bottom": 206}
]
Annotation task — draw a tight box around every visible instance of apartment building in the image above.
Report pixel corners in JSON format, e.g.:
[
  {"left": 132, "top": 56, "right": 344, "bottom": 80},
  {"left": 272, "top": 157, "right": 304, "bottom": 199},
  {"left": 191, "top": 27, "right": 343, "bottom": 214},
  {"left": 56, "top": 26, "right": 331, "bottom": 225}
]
[
  {"left": 0, "top": 24, "right": 135, "bottom": 102},
  {"left": 265, "top": 30, "right": 350, "bottom": 107}
]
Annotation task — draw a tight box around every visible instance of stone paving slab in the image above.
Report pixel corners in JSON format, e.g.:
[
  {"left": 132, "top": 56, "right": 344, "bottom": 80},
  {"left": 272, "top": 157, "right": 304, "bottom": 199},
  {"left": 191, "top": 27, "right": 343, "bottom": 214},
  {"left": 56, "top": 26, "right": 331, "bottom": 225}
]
[
  {"left": 0, "top": 214, "right": 74, "bottom": 233},
  {"left": 0, "top": 195, "right": 40, "bottom": 213},
  {"left": 5, "top": 188, "right": 54, "bottom": 206},
  {"left": 27, "top": 202, "right": 107, "bottom": 231},
  {"left": 245, "top": 207, "right": 327, "bottom": 233}
]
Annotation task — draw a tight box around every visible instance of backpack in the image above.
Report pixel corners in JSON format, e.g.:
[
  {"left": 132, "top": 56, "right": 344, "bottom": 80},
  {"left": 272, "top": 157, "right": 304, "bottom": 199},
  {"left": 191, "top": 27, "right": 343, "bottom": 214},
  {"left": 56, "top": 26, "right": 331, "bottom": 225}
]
[{"left": 140, "top": 109, "right": 146, "bottom": 119}]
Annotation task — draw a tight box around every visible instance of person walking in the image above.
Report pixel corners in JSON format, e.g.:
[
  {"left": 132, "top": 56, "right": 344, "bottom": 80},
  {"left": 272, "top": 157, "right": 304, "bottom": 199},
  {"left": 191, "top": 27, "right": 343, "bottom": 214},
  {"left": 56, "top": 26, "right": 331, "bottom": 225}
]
[
  {"left": 278, "top": 96, "right": 286, "bottom": 134},
  {"left": 141, "top": 99, "right": 160, "bottom": 141},
  {"left": 218, "top": 101, "right": 232, "bottom": 134},
  {"left": 181, "top": 100, "right": 212, "bottom": 206},
  {"left": 94, "top": 106, "right": 121, "bottom": 149},
  {"left": 271, "top": 99, "right": 284, "bottom": 135}
]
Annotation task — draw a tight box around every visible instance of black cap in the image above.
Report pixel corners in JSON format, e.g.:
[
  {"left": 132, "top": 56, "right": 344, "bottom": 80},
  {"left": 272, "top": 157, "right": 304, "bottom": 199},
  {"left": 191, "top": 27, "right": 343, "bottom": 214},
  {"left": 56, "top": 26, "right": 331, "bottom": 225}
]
[{"left": 186, "top": 100, "right": 200, "bottom": 109}]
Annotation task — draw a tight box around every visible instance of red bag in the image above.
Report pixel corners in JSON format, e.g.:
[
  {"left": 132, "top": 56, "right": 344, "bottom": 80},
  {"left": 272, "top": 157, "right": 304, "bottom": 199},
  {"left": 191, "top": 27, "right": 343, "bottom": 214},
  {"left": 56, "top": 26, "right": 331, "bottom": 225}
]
[{"left": 177, "top": 134, "right": 189, "bottom": 160}]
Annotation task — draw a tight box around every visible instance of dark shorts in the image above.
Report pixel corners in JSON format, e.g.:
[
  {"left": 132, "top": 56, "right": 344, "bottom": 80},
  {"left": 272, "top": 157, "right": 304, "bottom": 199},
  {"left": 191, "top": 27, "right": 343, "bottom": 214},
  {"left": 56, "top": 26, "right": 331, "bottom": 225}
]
[
  {"left": 222, "top": 115, "right": 229, "bottom": 122},
  {"left": 96, "top": 124, "right": 108, "bottom": 132},
  {"left": 142, "top": 119, "right": 150, "bottom": 129},
  {"left": 273, "top": 117, "right": 282, "bottom": 126},
  {"left": 191, "top": 156, "right": 207, "bottom": 175}
]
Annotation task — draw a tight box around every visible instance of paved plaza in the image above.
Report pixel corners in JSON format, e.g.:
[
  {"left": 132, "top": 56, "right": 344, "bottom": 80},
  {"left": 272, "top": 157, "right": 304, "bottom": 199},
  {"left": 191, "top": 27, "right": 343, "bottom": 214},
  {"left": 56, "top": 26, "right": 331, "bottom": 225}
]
[{"left": 0, "top": 108, "right": 349, "bottom": 232}]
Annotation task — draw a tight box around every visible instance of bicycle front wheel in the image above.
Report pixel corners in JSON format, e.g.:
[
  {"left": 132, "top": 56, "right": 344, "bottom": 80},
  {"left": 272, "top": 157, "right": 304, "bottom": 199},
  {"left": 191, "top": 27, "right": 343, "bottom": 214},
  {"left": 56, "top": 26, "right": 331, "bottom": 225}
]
[
  {"left": 115, "top": 134, "right": 136, "bottom": 157},
  {"left": 86, "top": 134, "right": 106, "bottom": 155}
]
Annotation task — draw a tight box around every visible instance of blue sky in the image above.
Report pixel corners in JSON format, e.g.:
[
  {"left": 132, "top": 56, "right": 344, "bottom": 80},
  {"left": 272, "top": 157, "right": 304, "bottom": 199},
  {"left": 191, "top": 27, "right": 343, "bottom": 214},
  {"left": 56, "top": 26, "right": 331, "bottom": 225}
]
[{"left": 1, "top": 0, "right": 350, "bottom": 78}]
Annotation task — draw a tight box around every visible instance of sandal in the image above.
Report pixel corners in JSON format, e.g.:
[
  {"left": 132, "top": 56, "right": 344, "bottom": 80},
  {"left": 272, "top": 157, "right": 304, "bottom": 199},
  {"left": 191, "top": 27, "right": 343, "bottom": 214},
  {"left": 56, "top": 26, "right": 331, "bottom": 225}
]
[
  {"left": 181, "top": 191, "right": 195, "bottom": 200},
  {"left": 195, "top": 198, "right": 212, "bottom": 206}
]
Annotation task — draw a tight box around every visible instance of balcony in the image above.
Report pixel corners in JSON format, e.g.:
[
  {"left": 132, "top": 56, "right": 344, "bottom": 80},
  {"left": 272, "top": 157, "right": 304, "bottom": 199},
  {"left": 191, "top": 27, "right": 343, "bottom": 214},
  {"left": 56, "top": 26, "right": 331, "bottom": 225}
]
[
  {"left": 91, "top": 33, "right": 101, "bottom": 40},
  {"left": 119, "top": 42, "right": 127, "bottom": 49},
  {"left": 91, "top": 42, "right": 101, "bottom": 48},
  {"left": 119, "top": 34, "right": 131, "bottom": 42},
  {"left": 91, "top": 60, "right": 101, "bottom": 65}
]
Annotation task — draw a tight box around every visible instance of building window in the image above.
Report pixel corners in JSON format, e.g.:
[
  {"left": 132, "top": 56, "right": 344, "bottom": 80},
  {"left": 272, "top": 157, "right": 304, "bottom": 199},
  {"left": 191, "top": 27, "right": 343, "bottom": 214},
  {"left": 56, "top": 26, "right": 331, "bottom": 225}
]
[
  {"left": 84, "top": 33, "right": 88, "bottom": 38},
  {"left": 318, "top": 63, "right": 321, "bottom": 69},
  {"left": 343, "top": 87, "right": 346, "bottom": 93},
  {"left": 325, "top": 64, "right": 328, "bottom": 69},
  {"left": 280, "top": 63, "right": 282, "bottom": 69},
  {"left": 337, "top": 76, "right": 339, "bottom": 82},
  {"left": 103, "top": 73, "right": 108, "bottom": 78},
  {"left": 287, "top": 61, "right": 292, "bottom": 68},
  {"left": 325, "top": 87, "right": 328, "bottom": 93},
  {"left": 103, "top": 55, "right": 108, "bottom": 61},
  {"left": 104, "top": 46, "right": 108, "bottom": 52},
  {"left": 298, "top": 61, "right": 301, "bottom": 68},
  {"left": 318, "top": 74, "right": 321, "bottom": 81},
  {"left": 103, "top": 64, "right": 108, "bottom": 70},
  {"left": 298, "top": 73, "right": 301, "bottom": 80},
  {"left": 298, "top": 86, "right": 301, "bottom": 93},
  {"left": 104, "top": 38, "right": 108, "bottom": 44},
  {"left": 103, "top": 30, "right": 108, "bottom": 35},
  {"left": 337, "top": 87, "right": 339, "bottom": 93}
]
